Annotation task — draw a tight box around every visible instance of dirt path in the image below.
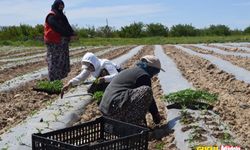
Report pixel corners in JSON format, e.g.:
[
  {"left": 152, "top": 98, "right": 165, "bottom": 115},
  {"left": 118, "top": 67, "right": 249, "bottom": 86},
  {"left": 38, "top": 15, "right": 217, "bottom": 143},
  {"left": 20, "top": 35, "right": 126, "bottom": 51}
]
[
  {"left": 0, "top": 47, "right": 132, "bottom": 135},
  {"left": 163, "top": 45, "right": 250, "bottom": 148},
  {"left": 184, "top": 45, "right": 250, "bottom": 72}
]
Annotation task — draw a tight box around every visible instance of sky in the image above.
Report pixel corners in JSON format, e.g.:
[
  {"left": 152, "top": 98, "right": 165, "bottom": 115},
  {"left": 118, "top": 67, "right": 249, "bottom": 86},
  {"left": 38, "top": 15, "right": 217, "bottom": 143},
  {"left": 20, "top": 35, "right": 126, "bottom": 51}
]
[{"left": 0, "top": 0, "right": 250, "bottom": 30}]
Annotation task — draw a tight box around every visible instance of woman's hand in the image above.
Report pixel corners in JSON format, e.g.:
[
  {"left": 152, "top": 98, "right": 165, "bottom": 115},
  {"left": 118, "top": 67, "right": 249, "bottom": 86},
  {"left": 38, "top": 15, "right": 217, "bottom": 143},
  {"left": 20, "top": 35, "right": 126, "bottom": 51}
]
[
  {"left": 61, "top": 82, "right": 71, "bottom": 99},
  {"left": 97, "top": 77, "right": 105, "bottom": 84}
]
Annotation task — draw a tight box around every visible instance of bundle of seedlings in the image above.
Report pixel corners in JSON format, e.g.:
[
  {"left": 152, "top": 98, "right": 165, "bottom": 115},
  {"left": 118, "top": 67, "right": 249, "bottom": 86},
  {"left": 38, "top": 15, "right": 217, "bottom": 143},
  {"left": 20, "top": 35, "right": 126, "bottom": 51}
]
[
  {"left": 162, "top": 89, "right": 218, "bottom": 110},
  {"left": 33, "top": 80, "right": 63, "bottom": 94},
  {"left": 92, "top": 91, "right": 104, "bottom": 104}
]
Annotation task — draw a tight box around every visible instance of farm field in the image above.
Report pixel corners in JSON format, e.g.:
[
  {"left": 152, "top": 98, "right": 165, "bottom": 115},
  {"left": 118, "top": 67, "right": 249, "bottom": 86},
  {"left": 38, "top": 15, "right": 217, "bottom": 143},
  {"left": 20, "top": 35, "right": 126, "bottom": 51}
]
[{"left": 0, "top": 43, "right": 250, "bottom": 149}]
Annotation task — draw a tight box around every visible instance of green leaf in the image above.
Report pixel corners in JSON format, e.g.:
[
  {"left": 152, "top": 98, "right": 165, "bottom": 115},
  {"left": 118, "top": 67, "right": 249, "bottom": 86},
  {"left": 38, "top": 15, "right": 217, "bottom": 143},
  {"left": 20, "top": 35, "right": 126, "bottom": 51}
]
[
  {"left": 93, "top": 91, "right": 104, "bottom": 103},
  {"left": 36, "top": 80, "right": 63, "bottom": 94},
  {"left": 162, "top": 89, "right": 218, "bottom": 106}
]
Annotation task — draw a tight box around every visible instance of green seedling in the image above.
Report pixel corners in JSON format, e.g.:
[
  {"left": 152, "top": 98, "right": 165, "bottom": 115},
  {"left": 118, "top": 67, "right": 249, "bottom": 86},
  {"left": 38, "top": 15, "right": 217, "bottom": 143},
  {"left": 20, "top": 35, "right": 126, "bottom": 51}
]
[
  {"left": 220, "top": 132, "right": 237, "bottom": 146},
  {"left": 187, "top": 129, "right": 204, "bottom": 144},
  {"left": 155, "top": 141, "right": 164, "bottom": 150},
  {"left": 58, "top": 108, "right": 64, "bottom": 115},
  {"left": 93, "top": 91, "right": 104, "bottom": 104},
  {"left": 16, "top": 133, "right": 25, "bottom": 145},
  {"left": 44, "top": 121, "right": 50, "bottom": 128},
  {"left": 180, "top": 107, "right": 194, "bottom": 125},
  {"left": 53, "top": 113, "right": 60, "bottom": 121},
  {"left": 200, "top": 105, "right": 209, "bottom": 115},
  {"left": 64, "top": 101, "right": 73, "bottom": 109},
  {"left": 1, "top": 144, "right": 10, "bottom": 150},
  {"left": 30, "top": 110, "right": 38, "bottom": 116},
  {"left": 35, "top": 80, "right": 63, "bottom": 94},
  {"left": 36, "top": 128, "right": 43, "bottom": 134},
  {"left": 162, "top": 89, "right": 218, "bottom": 106},
  {"left": 93, "top": 79, "right": 99, "bottom": 84},
  {"left": 46, "top": 100, "right": 53, "bottom": 106}
]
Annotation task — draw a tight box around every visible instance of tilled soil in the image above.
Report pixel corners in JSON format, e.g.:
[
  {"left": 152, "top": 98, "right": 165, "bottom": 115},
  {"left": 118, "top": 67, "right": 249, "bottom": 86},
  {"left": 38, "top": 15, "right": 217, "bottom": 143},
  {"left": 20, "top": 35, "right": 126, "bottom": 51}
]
[
  {"left": 163, "top": 45, "right": 250, "bottom": 148},
  {"left": 0, "top": 80, "right": 58, "bottom": 134},
  {"left": 0, "top": 47, "right": 45, "bottom": 58},
  {"left": 207, "top": 44, "right": 250, "bottom": 53},
  {"left": 0, "top": 47, "right": 132, "bottom": 135},
  {"left": 0, "top": 46, "right": 114, "bottom": 82},
  {"left": 77, "top": 45, "right": 178, "bottom": 150},
  {"left": 184, "top": 45, "right": 250, "bottom": 72}
]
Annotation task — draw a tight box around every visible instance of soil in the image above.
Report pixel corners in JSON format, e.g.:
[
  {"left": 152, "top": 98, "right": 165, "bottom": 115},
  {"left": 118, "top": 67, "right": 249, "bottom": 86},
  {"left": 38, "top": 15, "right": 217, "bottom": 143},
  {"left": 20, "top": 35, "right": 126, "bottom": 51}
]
[
  {"left": 0, "top": 47, "right": 44, "bottom": 58},
  {"left": 0, "top": 46, "right": 114, "bottom": 82},
  {"left": 163, "top": 45, "right": 250, "bottom": 148},
  {"left": 207, "top": 44, "right": 250, "bottom": 53},
  {"left": 184, "top": 45, "right": 250, "bottom": 71},
  {"left": 0, "top": 46, "right": 132, "bottom": 135}
]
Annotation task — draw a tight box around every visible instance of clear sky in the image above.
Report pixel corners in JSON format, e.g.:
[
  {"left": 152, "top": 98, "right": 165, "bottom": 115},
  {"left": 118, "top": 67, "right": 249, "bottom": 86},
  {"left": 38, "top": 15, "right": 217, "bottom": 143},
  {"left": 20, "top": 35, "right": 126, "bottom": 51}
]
[{"left": 0, "top": 0, "right": 249, "bottom": 30}]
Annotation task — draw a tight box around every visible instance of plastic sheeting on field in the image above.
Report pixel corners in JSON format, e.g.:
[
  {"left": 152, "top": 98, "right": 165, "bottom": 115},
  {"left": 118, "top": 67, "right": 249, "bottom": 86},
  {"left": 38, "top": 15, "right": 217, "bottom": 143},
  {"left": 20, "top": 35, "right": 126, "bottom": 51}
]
[
  {"left": 176, "top": 45, "right": 250, "bottom": 84},
  {"left": 155, "top": 45, "right": 193, "bottom": 94},
  {"left": 194, "top": 44, "right": 250, "bottom": 57},
  {"left": 211, "top": 43, "right": 250, "bottom": 52}
]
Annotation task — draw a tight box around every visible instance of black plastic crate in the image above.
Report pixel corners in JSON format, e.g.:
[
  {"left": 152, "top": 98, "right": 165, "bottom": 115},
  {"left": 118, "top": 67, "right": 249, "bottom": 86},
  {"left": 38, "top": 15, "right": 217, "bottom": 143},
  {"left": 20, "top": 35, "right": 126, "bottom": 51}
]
[{"left": 32, "top": 116, "right": 149, "bottom": 150}]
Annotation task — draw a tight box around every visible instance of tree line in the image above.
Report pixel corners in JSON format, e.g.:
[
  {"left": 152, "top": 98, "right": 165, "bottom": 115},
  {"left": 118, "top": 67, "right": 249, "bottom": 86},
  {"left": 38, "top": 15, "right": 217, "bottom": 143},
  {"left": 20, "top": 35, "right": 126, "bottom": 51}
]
[{"left": 1, "top": 22, "right": 250, "bottom": 41}]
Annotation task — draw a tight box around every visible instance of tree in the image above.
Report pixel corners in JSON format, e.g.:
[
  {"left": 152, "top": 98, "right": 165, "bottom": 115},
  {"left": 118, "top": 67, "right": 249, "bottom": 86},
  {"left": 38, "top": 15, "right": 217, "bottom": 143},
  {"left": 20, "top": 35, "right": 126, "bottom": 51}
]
[
  {"left": 96, "top": 25, "right": 114, "bottom": 38},
  {"left": 85, "top": 26, "right": 96, "bottom": 38},
  {"left": 206, "top": 24, "right": 231, "bottom": 36},
  {"left": 146, "top": 23, "right": 168, "bottom": 37},
  {"left": 244, "top": 26, "right": 250, "bottom": 34},
  {"left": 170, "top": 24, "right": 197, "bottom": 37},
  {"left": 119, "top": 22, "right": 144, "bottom": 38},
  {"left": 231, "top": 29, "right": 243, "bottom": 35}
]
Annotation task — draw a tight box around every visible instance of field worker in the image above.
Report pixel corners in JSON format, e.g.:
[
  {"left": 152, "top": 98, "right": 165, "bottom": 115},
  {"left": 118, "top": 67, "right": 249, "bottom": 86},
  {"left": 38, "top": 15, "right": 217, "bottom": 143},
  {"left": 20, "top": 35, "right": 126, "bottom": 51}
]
[
  {"left": 61, "top": 52, "right": 121, "bottom": 98},
  {"left": 44, "top": 0, "right": 77, "bottom": 81},
  {"left": 99, "top": 55, "right": 164, "bottom": 126}
]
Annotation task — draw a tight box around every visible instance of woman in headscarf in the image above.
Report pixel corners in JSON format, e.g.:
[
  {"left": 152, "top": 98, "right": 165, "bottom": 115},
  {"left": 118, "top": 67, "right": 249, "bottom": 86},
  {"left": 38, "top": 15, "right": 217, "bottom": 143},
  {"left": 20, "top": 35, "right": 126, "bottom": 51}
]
[
  {"left": 44, "top": 0, "right": 76, "bottom": 81},
  {"left": 61, "top": 52, "right": 121, "bottom": 98},
  {"left": 99, "top": 55, "right": 164, "bottom": 126}
]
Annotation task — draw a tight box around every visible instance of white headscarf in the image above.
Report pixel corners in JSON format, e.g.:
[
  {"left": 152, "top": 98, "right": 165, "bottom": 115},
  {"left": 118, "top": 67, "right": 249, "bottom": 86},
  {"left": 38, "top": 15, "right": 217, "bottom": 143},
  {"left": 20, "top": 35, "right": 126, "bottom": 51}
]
[{"left": 81, "top": 52, "right": 101, "bottom": 71}]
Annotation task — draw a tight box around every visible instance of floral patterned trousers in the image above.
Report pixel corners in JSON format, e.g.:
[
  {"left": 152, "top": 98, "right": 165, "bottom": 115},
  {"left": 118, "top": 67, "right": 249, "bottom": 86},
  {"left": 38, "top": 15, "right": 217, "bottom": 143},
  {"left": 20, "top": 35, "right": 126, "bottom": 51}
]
[
  {"left": 46, "top": 38, "right": 70, "bottom": 81},
  {"left": 108, "top": 86, "right": 153, "bottom": 126}
]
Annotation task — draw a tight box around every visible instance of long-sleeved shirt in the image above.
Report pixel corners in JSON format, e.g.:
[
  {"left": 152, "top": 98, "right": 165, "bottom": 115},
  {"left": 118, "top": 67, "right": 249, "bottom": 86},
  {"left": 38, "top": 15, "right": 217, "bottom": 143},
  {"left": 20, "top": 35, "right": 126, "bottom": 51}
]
[
  {"left": 47, "top": 15, "right": 74, "bottom": 37},
  {"left": 69, "top": 61, "right": 119, "bottom": 86},
  {"left": 99, "top": 66, "right": 159, "bottom": 117},
  {"left": 68, "top": 53, "right": 120, "bottom": 86}
]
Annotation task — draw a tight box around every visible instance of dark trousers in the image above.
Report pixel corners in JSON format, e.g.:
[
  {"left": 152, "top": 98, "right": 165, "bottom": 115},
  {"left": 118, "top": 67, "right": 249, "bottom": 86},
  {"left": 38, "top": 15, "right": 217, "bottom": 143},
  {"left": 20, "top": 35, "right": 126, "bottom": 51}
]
[
  {"left": 108, "top": 86, "right": 153, "bottom": 127},
  {"left": 46, "top": 38, "right": 70, "bottom": 81}
]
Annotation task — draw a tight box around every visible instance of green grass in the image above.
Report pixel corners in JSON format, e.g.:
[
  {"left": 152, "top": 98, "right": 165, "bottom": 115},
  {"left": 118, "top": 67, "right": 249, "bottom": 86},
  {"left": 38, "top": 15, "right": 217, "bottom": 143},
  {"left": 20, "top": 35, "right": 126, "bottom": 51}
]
[
  {"left": 72, "top": 35, "right": 250, "bottom": 46},
  {"left": 0, "top": 40, "right": 44, "bottom": 47},
  {"left": 1, "top": 35, "right": 250, "bottom": 47}
]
